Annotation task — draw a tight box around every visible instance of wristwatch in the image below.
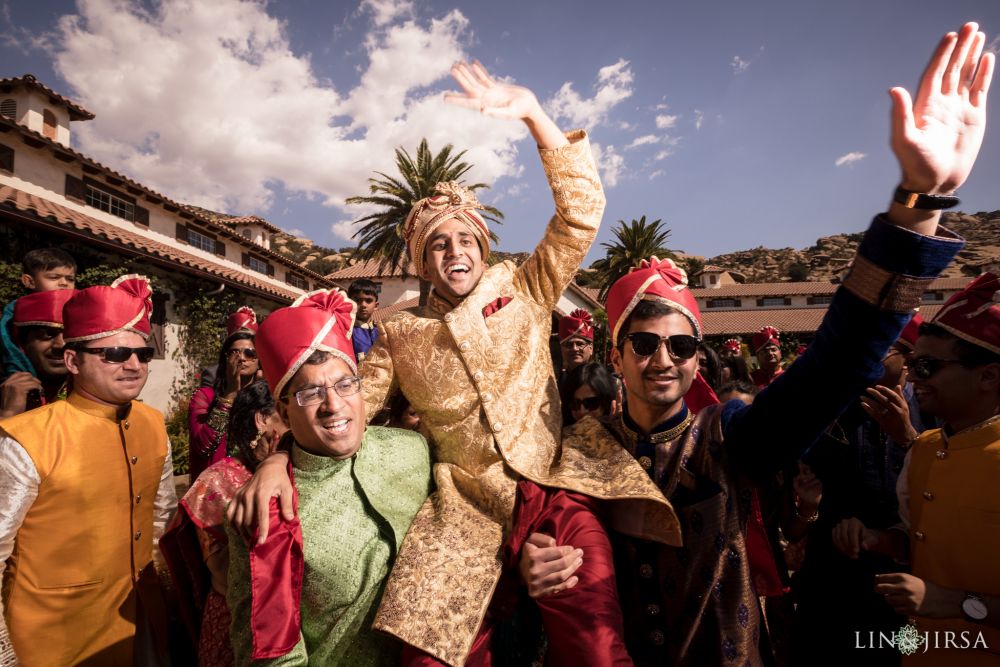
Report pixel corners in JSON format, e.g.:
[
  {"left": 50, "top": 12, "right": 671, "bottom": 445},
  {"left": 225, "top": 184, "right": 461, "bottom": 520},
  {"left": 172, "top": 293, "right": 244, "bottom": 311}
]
[
  {"left": 962, "top": 593, "right": 989, "bottom": 623},
  {"left": 893, "top": 185, "right": 960, "bottom": 210}
]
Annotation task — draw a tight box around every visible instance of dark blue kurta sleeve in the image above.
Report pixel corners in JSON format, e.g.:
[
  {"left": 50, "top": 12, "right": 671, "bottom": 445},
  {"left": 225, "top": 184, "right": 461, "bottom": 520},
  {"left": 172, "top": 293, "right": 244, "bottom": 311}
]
[{"left": 721, "top": 215, "right": 964, "bottom": 480}]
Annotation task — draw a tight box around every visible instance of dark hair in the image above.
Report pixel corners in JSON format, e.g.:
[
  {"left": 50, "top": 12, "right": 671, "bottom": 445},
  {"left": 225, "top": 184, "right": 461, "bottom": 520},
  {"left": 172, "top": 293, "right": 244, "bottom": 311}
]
[
  {"left": 388, "top": 391, "right": 412, "bottom": 423},
  {"left": 348, "top": 279, "right": 379, "bottom": 300},
  {"left": 720, "top": 355, "right": 752, "bottom": 384},
  {"left": 918, "top": 322, "right": 1000, "bottom": 368},
  {"left": 717, "top": 380, "right": 758, "bottom": 401},
  {"left": 615, "top": 300, "right": 689, "bottom": 348},
  {"left": 22, "top": 248, "right": 77, "bottom": 275},
  {"left": 697, "top": 343, "right": 722, "bottom": 392},
  {"left": 559, "top": 362, "right": 618, "bottom": 426},
  {"left": 226, "top": 381, "right": 277, "bottom": 471},
  {"left": 212, "top": 332, "right": 256, "bottom": 402}
]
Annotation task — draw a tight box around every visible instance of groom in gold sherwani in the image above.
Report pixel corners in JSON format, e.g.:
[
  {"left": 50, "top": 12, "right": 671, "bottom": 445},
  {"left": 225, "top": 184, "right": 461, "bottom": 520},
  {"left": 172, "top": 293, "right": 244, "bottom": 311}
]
[{"left": 236, "top": 61, "right": 679, "bottom": 666}]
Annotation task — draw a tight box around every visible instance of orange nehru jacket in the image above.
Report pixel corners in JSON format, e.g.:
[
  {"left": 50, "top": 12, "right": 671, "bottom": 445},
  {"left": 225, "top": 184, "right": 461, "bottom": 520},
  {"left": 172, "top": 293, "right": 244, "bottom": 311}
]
[{"left": 1, "top": 392, "right": 167, "bottom": 666}]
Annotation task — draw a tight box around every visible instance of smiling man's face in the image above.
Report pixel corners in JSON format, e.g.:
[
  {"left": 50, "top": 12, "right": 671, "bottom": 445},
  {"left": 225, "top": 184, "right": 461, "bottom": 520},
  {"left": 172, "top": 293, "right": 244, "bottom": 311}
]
[
  {"left": 420, "top": 217, "right": 485, "bottom": 304},
  {"left": 612, "top": 311, "right": 698, "bottom": 412},
  {"left": 278, "top": 356, "right": 365, "bottom": 459}
]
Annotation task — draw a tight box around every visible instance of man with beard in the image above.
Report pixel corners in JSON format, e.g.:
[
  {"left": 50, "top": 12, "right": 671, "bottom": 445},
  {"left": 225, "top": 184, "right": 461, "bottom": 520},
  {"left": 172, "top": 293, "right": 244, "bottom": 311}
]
[
  {"left": 0, "top": 275, "right": 176, "bottom": 666},
  {"left": 558, "top": 309, "right": 596, "bottom": 376},
  {"left": 0, "top": 289, "right": 75, "bottom": 418}
]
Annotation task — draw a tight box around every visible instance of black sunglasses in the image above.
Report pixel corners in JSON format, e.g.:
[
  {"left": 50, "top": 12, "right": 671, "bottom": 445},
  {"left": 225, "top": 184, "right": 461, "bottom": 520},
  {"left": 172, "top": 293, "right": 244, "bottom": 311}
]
[
  {"left": 78, "top": 346, "right": 155, "bottom": 364},
  {"left": 228, "top": 348, "right": 258, "bottom": 360},
  {"left": 624, "top": 332, "right": 700, "bottom": 360},
  {"left": 571, "top": 396, "right": 605, "bottom": 412},
  {"left": 909, "top": 356, "right": 964, "bottom": 380}
]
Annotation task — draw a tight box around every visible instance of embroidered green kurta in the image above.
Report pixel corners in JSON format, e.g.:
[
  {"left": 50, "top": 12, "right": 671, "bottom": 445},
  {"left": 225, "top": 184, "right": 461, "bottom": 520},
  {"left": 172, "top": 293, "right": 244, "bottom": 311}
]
[{"left": 228, "top": 427, "right": 431, "bottom": 666}]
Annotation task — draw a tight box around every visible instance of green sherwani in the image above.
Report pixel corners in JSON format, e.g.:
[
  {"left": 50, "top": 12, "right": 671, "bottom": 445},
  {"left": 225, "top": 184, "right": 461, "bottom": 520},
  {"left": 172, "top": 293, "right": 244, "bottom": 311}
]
[{"left": 228, "top": 426, "right": 432, "bottom": 666}]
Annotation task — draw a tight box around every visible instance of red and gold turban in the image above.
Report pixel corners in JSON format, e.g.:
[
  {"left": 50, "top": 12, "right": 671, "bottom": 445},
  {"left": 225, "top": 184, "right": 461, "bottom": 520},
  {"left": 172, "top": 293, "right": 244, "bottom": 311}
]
[
  {"left": 12, "top": 289, "right": 76, "bottom": 329},
  {"left": 559, "top": 309, "right": 595, "bottom": 343},
  {"left": 63, "top": 275, "right": 152, "bottom": 343},
  {"left": 226, "top": 306, "right": 258, "bottom": 337},
  {"left": 256, "top": 288, "right": 357, "bottom": 399},
  {"left": 752, "top": 326, "right": 781, "bottom": 353},
  {"left": 722, "top": 338, "right": 741, "bottom": 355},
  {"left": 404, "top": 181, "right": 490, "bottom": 276},
  {"left": 930, "top": 272, "right": 1000, "bottom": 355},
  {"left": 606, "top": 256, "right": 702, "bottom": 344},
  {"left": 896, "top": 312, "right": 924, "bottom": 350}
]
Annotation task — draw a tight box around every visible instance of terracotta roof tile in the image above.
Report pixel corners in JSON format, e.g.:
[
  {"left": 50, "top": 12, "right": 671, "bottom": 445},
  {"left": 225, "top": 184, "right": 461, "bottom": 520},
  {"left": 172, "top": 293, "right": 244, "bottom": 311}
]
[
  {"left": 0, "top": 74, "right": 94, "bottom": 120},
  {"left": 327, "top": 258, "right": 418, "bottom": 280},
  {"left": 375, "top": 296, "right": 420, "bottom": 319},
  {"left": 0, "top": 115, "right": 329, "bottom": 285},
  {"left": 702, "top": 304, "right": 945, "bottom": 336},
  {"left": 692, "top": 277, "right": 966, "bottom": 299},
  {"left": 0, "top": 185, "right": 299, "bottom": 302}
]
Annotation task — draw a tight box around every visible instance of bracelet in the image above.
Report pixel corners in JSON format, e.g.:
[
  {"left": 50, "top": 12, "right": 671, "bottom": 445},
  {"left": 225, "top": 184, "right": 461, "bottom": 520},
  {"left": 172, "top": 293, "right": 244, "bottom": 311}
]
[
  {"left": 795, "top": 504, "right": 819, "bottom": 523},
  {"left": 893, "top": 185, "right": 960, "bottom": 210}
]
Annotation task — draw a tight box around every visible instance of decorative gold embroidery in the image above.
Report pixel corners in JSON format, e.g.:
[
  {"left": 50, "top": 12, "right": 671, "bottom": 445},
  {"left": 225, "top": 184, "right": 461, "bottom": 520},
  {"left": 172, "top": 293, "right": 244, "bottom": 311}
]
[{"left": 842, "top": 254, "right": 934, "bottom": 313}]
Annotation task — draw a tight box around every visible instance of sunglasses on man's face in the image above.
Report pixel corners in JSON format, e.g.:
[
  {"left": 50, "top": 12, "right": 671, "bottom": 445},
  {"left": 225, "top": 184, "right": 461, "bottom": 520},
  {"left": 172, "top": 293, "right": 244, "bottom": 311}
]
[
  {"left": 908, "top": 356, "right": 964, "bottom": 380},
  {"left": 228, "top": 348, "right": 258, "bottom": 360},
  {"left": 571, "top": 396, "right": 604, "bottom": 412},
  {"left": 78, "top": 346, "right": 155, "bottom": 364},
  {"left": 624, "top": 332, "right": 700, "bottom": 360}
]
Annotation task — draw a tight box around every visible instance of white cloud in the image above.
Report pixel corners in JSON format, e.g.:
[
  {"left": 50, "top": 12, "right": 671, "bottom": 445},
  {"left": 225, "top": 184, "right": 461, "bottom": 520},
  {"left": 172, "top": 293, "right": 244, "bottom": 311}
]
[
  {"left": 286, "top": 228, "right": 306, "bottom": 236},
  {"left": 48, "top": 1, "right": 530, "bottom": 243},
  {"left": 544, "top": 58, "right": 633, "bottom": 129},
  {"left": 654, "top": 149, "right": 674, "bottom": 161},
  {"left": 987, "top": 35, "right": 1000, "bottom": 55},
  {"left": 731, "top": 55, "right": 750, "bottom": 75},
  {"left": 694, "top": 109, "right": 704, "bottom": 130},
  {"left": 835, "top": 151, "right": 866, "bottom": 167},
  {"left": 591, "top": 142, "right": 625, "bottom": 188},
  {"left": 359, "top": 0, "right": 413, "bottom": 27},
  {"left": 655, "top": 113, "right": 678, "bottom": 130},
  {"left": 648, "top": 169, "right": 664, "bottom": 180},
  {"left": 625, "top": 134, "right": 659, "bottom": 150}
]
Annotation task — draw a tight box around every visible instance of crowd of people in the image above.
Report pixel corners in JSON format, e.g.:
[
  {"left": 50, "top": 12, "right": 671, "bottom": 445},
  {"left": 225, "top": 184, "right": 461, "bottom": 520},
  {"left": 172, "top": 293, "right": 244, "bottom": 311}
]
[{"left": 0, "top": 21, "right": 997, "bottom": 667}]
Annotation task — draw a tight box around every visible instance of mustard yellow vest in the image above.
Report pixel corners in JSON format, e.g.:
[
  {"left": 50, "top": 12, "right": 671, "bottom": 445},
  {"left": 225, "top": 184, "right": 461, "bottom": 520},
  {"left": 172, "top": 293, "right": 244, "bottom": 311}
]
[
  {"left": 905, "top": 419, "right": 1000, "bottom": 665},
  {"left": 1, "top": 392, "right": 167, "bottom": 667}
]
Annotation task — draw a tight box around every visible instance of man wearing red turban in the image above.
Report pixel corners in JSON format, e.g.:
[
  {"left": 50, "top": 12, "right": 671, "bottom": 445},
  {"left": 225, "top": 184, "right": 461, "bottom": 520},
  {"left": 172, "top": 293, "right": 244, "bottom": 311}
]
[
  {"left": 722, "top": 338, "right": 742, "bottom": 358},
  {"left": 0, "top": 275, "right": 176, "bottom": 666},
  {"left": 751, "top": 326, "right": 784, "bottom": 388},
  {"left": 0, "top": 289, "right": 75, "bottom": 418},
  {"left": 539, "top": 23, "right": 986, "bottom": 666},
  {"left": 835, "top": 272, "right": 1000, "bottom": 665},
  {"left": 558, "top": 308, "right": 595, "bottom": 374}
]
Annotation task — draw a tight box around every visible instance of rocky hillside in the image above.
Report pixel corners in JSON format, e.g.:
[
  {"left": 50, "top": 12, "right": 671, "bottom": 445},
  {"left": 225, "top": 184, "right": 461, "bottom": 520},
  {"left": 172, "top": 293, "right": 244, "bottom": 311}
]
[{"left": 692, "top": 210, "right": 999, "bottom": 283}]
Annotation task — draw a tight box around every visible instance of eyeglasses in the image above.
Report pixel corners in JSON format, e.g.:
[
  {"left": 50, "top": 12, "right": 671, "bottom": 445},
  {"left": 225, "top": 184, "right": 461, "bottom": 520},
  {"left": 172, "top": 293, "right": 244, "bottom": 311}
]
[
  {"left": 571, "top": 396, "right": 604, "bottom": 412},
  {"left": 78, "top": 346, "right": 155, "bottom": 364},
  {"left": 228, "top": 348, "right": 258, "bottom": 360},
  {"left": 561, "top": 339, "right": 593, "bottom": 350},
  {"left": 292, "top": 376, "right": 362, "bottom": 407},
  {"left": 908, "top": 356, "right": 964, "bottom": 380},
  {"left": 624, "top": 333, "right": 700, "bottom": 360}
]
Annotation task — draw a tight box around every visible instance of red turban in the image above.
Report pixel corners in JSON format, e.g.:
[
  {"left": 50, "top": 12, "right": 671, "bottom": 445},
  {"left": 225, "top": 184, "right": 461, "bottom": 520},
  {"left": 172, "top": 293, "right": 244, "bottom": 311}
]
[
  {"left": 13, "top": 290, "right": 76, "bottom": 329},
  {"left": 63, "top": 275, "right": 152, "bottom": 343},
  {"left": 896, "top": 312, "right": 924, "bottom": 350},
  {"left": 226, "top": 306, "right": 258, "bottom": 337},
  {"left": 722, "top": 338, "right": 741, "bottom": 355},
  {"left": 930, "top": 272, "right": 1000, "bottom": 355},
  {"left": 404, "top": 181, "right": 490, "bottom": 276},
  {"left": 256, "top": 288, "right": 357, "bottom": 399},
  {"left": 606, "top": 256, "right": 701, "bottom": 344},
  {"left": 752, "top": 326, "right": 781, "bottom": 353},
  {"left": 559, "top": 309, "right": 595, "bottom": 343}
]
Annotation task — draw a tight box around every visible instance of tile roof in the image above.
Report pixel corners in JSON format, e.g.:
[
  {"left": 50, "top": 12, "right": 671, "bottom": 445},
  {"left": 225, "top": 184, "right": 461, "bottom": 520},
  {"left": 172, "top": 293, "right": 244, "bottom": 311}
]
[
  {"left": 0, "top": 185, "right": 299, "bottom": 302},
  {"left": 692, "top": 276, "right": 968, "bottom": 299},
  {"left": 0, "top": 75, "right": 95, "bottom": 121},
  {"left": 0, "top": 115, "right": 330, "bottom": 285},
  {"left": 327, "top": 258, "right": 419, "bottom": 280},
  {"left": 375, "top": 296, "right": 420, "bottom": 319},
  {"left": 702, "top": 304, "right": 945, "bottom": 336}
]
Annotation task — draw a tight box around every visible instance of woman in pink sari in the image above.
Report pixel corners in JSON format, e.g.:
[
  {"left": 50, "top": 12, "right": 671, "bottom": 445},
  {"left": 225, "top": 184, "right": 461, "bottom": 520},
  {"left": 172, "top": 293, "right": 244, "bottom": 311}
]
[{"left": 165, "top": 380, "right": 287, "bottom": 666}]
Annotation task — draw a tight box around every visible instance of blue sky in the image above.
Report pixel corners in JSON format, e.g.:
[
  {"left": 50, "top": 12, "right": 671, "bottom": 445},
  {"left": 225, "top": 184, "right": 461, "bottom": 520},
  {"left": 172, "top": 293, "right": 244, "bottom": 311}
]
[{"left": 2, "top": 0, "right": 998, "bottom": 264}]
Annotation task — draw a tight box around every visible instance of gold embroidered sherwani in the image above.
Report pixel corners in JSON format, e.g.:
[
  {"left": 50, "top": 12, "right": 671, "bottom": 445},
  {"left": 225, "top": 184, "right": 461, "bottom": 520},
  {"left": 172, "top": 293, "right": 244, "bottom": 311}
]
[{"left": 362, "top": 131, "right": 681, "bottom": 665}]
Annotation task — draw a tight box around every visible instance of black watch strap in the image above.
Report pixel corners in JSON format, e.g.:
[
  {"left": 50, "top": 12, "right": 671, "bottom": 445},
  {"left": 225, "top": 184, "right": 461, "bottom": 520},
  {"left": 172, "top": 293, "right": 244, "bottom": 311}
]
[{"left": 893, "top": 185, "right": 960, "bottom": 210}]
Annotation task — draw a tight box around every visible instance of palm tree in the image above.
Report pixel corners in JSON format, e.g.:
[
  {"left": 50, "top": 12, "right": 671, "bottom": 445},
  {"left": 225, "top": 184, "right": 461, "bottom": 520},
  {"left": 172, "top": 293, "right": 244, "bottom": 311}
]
[
  {"left": 591, "top": 216, "right": 676, "bottom": 301},
  {"left": 346, "top": 139, "right": 503, "bottom": 305}
]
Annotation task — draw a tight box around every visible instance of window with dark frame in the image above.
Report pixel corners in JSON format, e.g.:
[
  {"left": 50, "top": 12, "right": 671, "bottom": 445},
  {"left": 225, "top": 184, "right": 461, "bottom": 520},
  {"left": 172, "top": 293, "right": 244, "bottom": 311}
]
[
  {"left": 248, "top": 256, "right": 269, "bottom": 274},
  {"left": 187, "top": 228, "right": 217, "bottom": 253},
  {"left": 85, "top": 183, "right": 135, "bottom": 222},
  {"left": 759, "top": 297, "right": 786, "bottom": 307},
  {"left": 0, "top": 99, "right": 15, "bottom": 120},
  {"left": 706, "top": 298, "right": 741, "bottom": 309},
  {"left": 287, "top": 272, "right": 308, "bottom": 290},
  {"left": 807, "top": 295, "right": 834, "bottom": 305}
]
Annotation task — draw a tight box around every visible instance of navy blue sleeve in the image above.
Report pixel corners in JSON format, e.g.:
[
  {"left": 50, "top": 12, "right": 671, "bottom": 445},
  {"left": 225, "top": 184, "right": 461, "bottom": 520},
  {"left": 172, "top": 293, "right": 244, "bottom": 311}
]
[{"left": 722, "top": 215, "right": 963, "bottom": 480}]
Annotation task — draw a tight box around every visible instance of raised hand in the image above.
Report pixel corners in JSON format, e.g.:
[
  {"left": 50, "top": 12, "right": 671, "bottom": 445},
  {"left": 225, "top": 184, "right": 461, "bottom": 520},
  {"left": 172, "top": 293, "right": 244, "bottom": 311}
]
[
  {"left": 860, "top": 384, "right": 919, "bottom": 446},
  {"left": 445, "top": 60, "right": 568, "bottom": 149},
  {"left": 891, "top": 22, "right": 994, "bottom": 195}
]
